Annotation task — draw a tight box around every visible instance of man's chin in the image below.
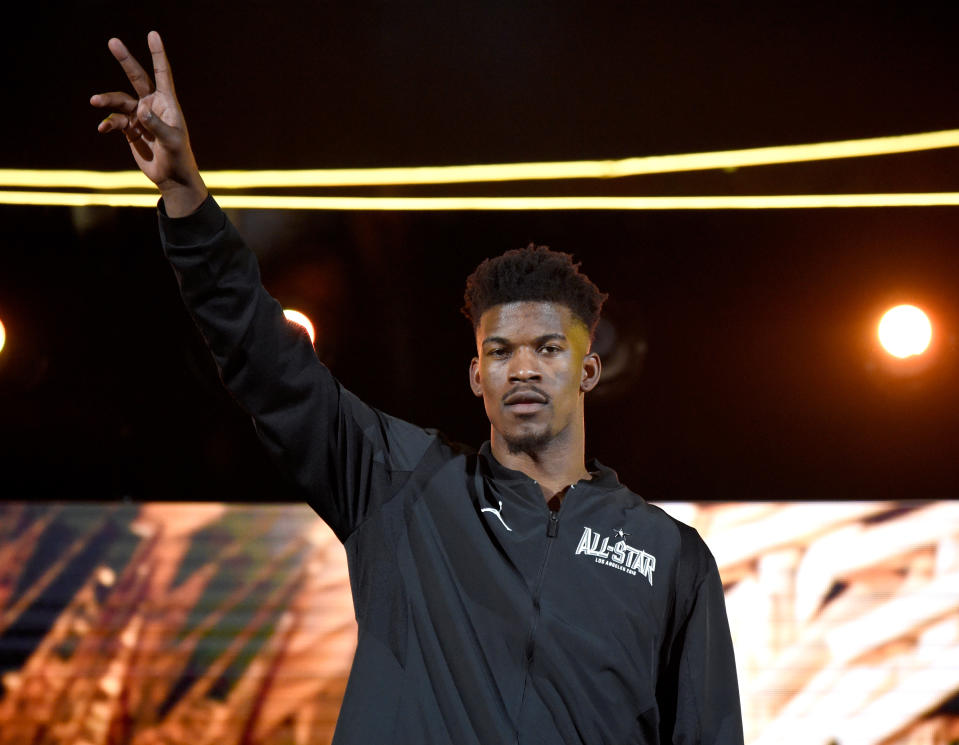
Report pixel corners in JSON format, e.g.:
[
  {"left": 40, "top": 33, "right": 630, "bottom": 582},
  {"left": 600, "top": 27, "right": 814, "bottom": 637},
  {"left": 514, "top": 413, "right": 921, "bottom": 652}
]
[{"left": 504, "top": 431, "right": 552, "bottom": 457}]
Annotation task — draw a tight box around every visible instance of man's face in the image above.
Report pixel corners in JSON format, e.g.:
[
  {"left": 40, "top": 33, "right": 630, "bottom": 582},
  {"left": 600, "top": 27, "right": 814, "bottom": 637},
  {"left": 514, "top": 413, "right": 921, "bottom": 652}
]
[{"left": 469, "top": 301, "right": 601, "bottom": 455}]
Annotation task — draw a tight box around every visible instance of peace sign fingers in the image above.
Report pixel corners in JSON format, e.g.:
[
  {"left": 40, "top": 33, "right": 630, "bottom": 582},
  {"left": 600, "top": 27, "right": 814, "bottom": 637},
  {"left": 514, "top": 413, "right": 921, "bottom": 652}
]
[{"left": 91, "top": 31, "right": 207, "bottom": 215}]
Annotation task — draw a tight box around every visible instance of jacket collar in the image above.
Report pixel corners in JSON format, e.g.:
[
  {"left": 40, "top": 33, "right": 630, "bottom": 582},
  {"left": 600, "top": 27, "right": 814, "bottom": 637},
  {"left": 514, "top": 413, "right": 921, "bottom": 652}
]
[{"left": 477, "top": 441, "right": 622, "bottom": 492}]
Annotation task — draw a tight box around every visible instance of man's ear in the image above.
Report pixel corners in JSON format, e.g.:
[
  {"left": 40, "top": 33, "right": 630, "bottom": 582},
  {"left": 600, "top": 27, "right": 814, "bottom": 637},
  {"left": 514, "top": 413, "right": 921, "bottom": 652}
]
[
  {"left": 580, "top": 352, "right": 602, "bottom": 393},
  {"left": 469, "top": 357, "right": 483, "bottom": 397}
]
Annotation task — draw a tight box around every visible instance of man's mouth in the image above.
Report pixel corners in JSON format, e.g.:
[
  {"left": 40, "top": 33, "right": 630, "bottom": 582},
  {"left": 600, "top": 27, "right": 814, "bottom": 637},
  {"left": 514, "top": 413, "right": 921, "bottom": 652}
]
[{"left": 503, "top": 389, "right": 549, "bottom": 414}]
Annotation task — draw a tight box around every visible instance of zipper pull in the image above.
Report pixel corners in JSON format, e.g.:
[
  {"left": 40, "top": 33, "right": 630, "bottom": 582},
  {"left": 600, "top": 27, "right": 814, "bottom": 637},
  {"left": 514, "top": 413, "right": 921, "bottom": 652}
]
[{"left": 547, "top": 510, "right": 559, "bottom": 538}]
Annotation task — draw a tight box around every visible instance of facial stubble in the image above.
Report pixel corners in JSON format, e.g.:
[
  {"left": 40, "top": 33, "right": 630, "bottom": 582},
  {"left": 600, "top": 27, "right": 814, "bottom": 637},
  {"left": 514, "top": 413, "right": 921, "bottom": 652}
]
[{"left": 503, "top": 430, "right": 554, "bottom": 457}]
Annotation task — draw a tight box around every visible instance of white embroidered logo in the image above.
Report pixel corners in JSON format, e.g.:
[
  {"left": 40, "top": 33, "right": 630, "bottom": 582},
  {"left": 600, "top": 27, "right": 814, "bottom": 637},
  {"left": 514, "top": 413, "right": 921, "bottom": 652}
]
[
  {"left": 575, "top": 526, "right": 656, "bottom": 585},
  {"left": 481, "top": 501, "right": 513, "bottom": 532}
]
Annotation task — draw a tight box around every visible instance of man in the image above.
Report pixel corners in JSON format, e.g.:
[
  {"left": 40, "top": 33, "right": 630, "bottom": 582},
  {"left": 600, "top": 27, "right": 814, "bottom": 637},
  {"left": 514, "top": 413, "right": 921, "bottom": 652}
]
[{"left": 92, "top": 32, "right": 743, "bottom": 745}]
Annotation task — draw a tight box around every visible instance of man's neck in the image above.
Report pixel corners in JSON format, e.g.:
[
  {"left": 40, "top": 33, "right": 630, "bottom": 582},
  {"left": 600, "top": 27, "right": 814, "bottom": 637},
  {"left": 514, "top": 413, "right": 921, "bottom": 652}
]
[{"left": 490, "top": 432, "right": 590, "bottom": 502}]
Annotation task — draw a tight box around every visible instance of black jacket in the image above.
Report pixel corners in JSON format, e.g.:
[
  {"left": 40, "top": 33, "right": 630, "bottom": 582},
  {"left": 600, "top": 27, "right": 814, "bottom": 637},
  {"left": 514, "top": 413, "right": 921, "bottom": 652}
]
[{"left": 159, "top": 196, "right": 744, "bottom": 745}]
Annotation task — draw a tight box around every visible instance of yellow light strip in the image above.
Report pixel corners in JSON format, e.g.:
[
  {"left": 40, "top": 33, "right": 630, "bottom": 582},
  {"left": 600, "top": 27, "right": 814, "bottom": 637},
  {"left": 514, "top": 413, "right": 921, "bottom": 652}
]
[
  {"left": 3, "top": 128, "right": 959, "bottom": 190},
  {"left": 4, "top": 191, "right": 959, "bottom": 210},
  {"left": 0, "top": 192, "right": 161, "bottom": 207}
]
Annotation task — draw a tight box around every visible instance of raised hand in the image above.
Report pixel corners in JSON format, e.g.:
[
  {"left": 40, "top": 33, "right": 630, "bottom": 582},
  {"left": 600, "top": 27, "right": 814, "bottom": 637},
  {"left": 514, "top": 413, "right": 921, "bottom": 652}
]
[{"left": 91, "top": 31, "right": 207, "bottom": 217}]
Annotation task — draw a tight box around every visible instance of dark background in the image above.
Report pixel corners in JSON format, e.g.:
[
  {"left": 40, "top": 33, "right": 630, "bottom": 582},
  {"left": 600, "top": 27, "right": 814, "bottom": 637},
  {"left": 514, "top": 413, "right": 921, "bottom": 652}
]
[{"left": 2, "top": 2, "right": 958, "bottom": 501}]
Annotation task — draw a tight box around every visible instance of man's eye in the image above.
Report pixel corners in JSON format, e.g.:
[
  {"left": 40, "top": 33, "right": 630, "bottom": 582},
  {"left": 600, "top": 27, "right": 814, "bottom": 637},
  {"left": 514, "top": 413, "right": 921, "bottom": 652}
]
[
  {"left": 540, "top": 345, "right": 561, "bottom": 354},
  {"left": 489, "top": 348, "right": 508, "bottom": 357}
]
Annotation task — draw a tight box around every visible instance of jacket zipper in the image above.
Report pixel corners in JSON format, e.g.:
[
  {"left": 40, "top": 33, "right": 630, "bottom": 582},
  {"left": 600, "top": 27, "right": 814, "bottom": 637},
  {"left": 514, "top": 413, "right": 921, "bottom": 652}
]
[
  {"left": 515, "top": 499, "right": 563, "bottom": 742},
  {"left": 525, "top": 508, "right": 559, "bottom": 658}
]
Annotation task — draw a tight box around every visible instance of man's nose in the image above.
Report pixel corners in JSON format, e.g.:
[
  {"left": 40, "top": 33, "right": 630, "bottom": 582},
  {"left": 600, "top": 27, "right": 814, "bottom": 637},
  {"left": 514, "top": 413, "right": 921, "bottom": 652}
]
[{"left": 508, "top": 348, "right": 542, "bottom": 382}]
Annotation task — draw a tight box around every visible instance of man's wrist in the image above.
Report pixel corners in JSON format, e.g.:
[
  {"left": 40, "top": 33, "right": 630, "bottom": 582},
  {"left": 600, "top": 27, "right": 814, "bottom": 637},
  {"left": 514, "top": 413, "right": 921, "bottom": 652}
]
[{"left": 159, "top": 178, "right": 209, "bottom": 218}]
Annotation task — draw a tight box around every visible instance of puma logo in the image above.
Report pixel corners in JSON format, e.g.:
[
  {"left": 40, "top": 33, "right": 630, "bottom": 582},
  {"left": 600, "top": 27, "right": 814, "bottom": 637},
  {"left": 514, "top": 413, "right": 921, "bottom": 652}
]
[{"left": 481, "top": 501, "right": 513, "bottom": 532}]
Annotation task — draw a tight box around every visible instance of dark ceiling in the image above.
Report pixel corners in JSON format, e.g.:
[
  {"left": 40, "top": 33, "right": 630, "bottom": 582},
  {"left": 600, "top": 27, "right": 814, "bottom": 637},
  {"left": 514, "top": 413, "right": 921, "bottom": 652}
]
[{"left": 2, "top": 2, "right": 958, "bottom": 502}]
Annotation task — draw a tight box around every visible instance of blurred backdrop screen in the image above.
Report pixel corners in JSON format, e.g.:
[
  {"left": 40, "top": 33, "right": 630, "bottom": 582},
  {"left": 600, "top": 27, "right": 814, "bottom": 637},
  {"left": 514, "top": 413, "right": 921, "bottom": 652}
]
[{"left": 0, "top": 500, "right": 957, "bottom": 745}]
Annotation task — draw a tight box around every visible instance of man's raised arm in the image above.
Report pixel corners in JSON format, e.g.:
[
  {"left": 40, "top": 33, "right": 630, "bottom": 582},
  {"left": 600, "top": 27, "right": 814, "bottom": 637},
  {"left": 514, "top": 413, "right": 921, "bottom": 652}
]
[{"left": 90, "top": 34, "right": 436, "bottom": 537}]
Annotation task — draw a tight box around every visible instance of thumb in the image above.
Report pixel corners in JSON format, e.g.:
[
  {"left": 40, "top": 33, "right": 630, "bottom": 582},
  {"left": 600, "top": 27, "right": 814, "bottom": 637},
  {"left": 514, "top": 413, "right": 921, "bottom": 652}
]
[{"left": 137, "top": 100, "right": 178, "bottom": 142}]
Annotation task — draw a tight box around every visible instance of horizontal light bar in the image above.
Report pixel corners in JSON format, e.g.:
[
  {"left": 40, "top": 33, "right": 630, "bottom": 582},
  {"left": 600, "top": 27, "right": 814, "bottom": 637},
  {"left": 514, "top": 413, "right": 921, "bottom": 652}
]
[
  {"left": 4, "top": 191, "right": 959, "bottom": 210},
  {"left": 2, "top": 128, "right": 959, "bottom": 190}
]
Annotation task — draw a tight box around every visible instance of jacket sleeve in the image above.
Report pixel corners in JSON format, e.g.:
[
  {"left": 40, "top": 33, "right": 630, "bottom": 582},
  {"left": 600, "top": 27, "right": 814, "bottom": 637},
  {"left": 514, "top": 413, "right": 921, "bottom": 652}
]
[
  {"left": 658, "top": 525, "right": 744, "bottom": 745},
  {"left": 158, "top": 195, "right": 436, "bottom": 540}
]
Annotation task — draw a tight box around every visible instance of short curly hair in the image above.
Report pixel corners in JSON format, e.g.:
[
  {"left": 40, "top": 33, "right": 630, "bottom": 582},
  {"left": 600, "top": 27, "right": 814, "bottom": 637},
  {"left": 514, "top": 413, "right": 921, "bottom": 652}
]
[{"left": 462, "top": 243, "right": 608, "bottom": 338}]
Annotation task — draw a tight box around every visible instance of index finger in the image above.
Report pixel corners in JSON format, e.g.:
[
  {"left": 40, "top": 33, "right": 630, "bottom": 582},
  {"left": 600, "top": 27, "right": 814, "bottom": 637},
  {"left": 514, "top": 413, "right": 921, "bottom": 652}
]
[
  {"left": 148, "top": 31, "right": 176, "bottom": 96},
  {"left": 107, "top": 37, "right": 154, "bottom": 98}
]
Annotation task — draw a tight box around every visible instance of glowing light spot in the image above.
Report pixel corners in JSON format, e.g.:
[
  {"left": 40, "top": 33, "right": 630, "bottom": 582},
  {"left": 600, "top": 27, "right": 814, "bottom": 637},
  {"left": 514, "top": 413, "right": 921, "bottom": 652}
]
[
  {"left": 283, "top": 309, "right": 316, "bottom": 344},
  {"left": 0, "top": 317, "right": 5, "bottom": 354},
  {"left": 878, "top": 305, "right": 932, "bottom": 359}
]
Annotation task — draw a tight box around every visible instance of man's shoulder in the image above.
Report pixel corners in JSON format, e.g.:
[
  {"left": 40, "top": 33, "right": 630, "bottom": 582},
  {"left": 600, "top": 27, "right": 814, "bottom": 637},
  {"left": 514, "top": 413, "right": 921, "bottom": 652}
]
[
  {"left": 339, "top": 386, "right": 478, "bottom": 474},
  {"left": 610, "top": 491, "right": 716, "bottom": 579},
  {"left": 608, "top": 489, "right": 719, "bottom": 597},
  {"left": 647, "top": 504, "right": 720, "bottom": 600}
]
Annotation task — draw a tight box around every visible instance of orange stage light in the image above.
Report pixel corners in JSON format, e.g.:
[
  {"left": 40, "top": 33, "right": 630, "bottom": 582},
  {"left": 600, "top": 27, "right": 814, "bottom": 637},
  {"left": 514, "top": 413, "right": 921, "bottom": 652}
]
[
  {"left": 283, "top": 309, "right": 316, "bottom": 344},
  {"left": 878, "top": 305, "right": 932, "bottom": 359}
]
